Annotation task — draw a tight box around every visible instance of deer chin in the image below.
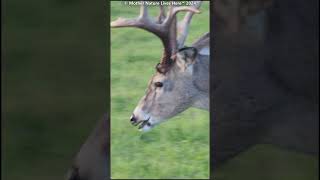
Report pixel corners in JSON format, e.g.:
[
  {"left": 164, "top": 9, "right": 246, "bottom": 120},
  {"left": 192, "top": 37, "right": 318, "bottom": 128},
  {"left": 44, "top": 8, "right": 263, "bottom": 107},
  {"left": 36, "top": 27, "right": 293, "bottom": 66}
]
[
  {"left": 138, "top": 122, "right": 153, "bottom": 132},
  {"left": 136, "top": 118, "right": 152, "bottom": 131}
]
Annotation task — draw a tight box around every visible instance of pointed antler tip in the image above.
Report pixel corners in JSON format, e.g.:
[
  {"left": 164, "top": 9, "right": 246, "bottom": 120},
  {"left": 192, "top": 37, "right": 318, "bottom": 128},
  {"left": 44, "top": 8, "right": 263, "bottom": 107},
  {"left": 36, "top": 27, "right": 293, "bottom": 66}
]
[
  {"left": 190, "top": 8, "right": 201, "bottom": 13},
  {"left": 110, "top": 17, "right": 130, "bottom": 27}
]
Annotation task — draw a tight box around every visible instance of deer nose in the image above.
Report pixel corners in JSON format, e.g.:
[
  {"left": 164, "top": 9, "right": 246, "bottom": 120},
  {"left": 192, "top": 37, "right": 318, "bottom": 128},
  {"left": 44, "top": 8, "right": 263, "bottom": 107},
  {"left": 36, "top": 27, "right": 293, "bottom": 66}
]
[{"left": 130, "top": 114, "right": 137, "bottom": 123}]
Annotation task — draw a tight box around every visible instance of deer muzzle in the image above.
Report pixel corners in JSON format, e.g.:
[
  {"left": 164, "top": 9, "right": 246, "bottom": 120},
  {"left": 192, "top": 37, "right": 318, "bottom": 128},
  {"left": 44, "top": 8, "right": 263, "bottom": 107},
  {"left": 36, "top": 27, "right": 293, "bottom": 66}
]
[{"left": 130, "top": 113, "right": 153, "bottom": 132}]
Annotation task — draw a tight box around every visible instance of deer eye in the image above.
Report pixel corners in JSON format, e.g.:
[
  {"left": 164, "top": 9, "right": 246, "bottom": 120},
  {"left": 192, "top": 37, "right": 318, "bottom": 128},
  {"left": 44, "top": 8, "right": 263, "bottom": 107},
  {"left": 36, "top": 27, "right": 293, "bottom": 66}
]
[{"left": 154, "top": 82, "right": 163, "bottom": 87}]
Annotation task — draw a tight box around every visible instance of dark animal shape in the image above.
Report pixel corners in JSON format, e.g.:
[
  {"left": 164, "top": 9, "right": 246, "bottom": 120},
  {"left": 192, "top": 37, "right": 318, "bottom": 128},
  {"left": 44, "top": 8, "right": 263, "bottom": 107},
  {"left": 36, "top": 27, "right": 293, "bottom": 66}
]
[{"left": 66, "top": 114, "right": 109, "bottom": 180}]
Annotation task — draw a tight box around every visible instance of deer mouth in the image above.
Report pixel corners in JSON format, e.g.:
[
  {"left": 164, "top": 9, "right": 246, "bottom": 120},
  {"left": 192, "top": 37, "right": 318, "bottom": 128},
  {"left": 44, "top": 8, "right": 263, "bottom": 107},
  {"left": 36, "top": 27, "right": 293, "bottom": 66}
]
[
  {"left": 138, "top": 120, "right": 152, "bottom": 130},
  {"left": 132, "top": 118, "right": 153, "bottom": 132},
  {"left": 131, "top": 118, "right": 152, "bottom": 130}
]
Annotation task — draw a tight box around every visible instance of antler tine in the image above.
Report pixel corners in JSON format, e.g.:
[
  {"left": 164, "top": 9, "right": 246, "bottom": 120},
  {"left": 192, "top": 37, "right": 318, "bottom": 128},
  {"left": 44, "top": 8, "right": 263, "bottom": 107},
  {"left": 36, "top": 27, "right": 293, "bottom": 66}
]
[
  {"left": 163, "top": 6, "right": 200, "bottom": 28},
  {"left": 111, "top": 4, "right": 164, "bottom": 38},
  {"left": 111, "top": 3, "right": 200, "bottom": 71},
  {"left": 157, "top": 5, "right": 166, "bottom": 23},
  {"left": 111, "top": 4, "right": 150, "bottom": 28},
  {"left": 160, "top": 5, "right": 201, "bottom": 61},
  {"left": 110, "top": 17, "right": 140, "bottom": 28},
  {"left": 177, "top": 1, "right": 202, "bottom": 48},
  {"left": 139, "top": 3, "right": 148, "bottom": 18}
]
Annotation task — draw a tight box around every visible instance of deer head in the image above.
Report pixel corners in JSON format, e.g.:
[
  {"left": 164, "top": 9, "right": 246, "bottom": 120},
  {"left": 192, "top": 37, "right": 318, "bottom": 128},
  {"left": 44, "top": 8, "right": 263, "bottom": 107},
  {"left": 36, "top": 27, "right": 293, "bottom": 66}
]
[{"left": 111, "top": 2, "right": 208, "bottom": 131}]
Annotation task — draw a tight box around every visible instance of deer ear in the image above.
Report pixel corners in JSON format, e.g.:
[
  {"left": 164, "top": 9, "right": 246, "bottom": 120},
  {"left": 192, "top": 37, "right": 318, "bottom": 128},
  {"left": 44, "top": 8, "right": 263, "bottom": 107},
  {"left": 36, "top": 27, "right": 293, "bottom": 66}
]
[{"left": 176, "top": 47, "right": 198, "bottom": 73}]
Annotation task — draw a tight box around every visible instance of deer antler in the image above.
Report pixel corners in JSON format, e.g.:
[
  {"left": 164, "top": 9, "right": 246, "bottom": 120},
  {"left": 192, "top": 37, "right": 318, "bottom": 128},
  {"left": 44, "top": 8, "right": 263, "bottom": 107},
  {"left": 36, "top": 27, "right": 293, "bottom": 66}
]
[
  {"left": 177, "top": 1, "right": 202, "bottom": 48},
  {"left": 111, "top": 2, "right": 201, "bottom": 71}
]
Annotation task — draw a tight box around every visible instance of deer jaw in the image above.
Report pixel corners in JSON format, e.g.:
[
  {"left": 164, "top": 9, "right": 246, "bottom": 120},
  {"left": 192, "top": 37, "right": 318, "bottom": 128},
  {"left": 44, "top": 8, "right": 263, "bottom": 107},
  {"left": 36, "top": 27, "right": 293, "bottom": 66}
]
[
  {"left": 132, "top": 72, "right": 196, "bottom": 132},
  {"left": 130, "top": 48, "right": 209, "bottom": 131}
]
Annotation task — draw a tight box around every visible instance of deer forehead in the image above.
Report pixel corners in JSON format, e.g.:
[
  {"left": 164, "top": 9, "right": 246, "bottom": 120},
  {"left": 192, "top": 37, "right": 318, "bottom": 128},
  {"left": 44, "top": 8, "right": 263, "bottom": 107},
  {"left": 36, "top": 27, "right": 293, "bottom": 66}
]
[
  {"left": 151, "top": 73, "right": 166, "bottom": 82},
  {"left": 152, "top": 71, "right": 178, "bottom": 81}
]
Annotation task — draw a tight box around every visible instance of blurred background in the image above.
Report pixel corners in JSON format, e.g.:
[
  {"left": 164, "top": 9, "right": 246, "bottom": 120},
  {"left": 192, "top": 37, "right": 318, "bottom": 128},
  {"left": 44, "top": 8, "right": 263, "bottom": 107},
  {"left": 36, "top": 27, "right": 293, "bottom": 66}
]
[
  {"left": 2, "top": 0, "right": 108, "bottom": 179},
  {"left": 110, "top": 1, "right": 210, "bottom": 179},
  {"left": 212, "top": 0, "right": 319, "bottom": 179}
]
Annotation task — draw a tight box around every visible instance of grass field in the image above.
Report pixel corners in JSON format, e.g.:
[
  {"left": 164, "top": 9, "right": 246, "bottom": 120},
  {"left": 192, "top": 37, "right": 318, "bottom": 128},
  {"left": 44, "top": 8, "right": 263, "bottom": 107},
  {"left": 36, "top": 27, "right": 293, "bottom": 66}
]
[{"left": 110, "top": 1, "right": 210, "bottom": 179}]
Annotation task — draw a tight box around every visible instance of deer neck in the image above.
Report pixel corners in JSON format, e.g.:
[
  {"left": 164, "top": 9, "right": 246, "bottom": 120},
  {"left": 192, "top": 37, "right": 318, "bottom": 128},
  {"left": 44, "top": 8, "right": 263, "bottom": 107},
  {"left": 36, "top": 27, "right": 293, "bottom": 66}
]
[
  {"left": 191, "top": 54, "right": 209, "bottom": 111},
  {"left": 192, "top": 92, "right": 209, "bottom": 110}
]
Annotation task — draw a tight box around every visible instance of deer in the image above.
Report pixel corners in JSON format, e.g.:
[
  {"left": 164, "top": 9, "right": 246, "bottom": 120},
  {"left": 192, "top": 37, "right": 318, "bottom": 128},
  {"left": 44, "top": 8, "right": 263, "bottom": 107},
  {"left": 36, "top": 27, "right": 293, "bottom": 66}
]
[{"left": 111, "top": 2, "right": 210, "bottom": 132}]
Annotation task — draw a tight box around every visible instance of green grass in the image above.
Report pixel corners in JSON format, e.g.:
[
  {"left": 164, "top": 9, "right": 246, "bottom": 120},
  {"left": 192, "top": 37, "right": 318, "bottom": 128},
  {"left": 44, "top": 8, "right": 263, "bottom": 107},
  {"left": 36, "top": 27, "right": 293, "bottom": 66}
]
[{"left": 110, "top": 1, "right": 210, "bottom": 179}]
